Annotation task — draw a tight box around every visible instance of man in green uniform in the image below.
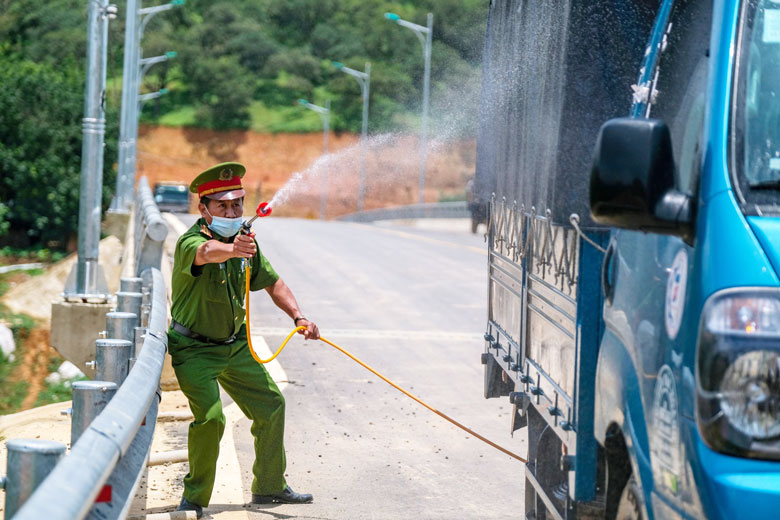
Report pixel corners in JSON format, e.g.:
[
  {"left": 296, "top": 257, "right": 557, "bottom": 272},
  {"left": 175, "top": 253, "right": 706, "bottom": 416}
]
[{"left": 169, "top": 162, "right": 319, "bottom": 518}]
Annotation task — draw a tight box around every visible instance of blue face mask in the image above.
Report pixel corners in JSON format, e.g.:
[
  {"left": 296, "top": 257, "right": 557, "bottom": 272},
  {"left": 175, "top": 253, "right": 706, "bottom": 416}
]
[{"left": 205, "top": 209, "right": 243, "bottom": 237}]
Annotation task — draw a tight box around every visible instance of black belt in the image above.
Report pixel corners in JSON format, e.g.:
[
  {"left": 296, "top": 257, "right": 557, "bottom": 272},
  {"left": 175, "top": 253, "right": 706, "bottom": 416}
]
[{"left": 172, "top": 321, "right": 236, "bottom": 344}]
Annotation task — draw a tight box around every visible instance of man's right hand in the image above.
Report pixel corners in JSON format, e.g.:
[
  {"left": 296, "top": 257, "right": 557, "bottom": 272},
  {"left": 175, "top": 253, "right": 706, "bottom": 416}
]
[
  {"left": 233, "top": 234, "right": 257, "bottom": 258},
  {"left": 195, "top": 235, "right": 256, "bottom": 265}
]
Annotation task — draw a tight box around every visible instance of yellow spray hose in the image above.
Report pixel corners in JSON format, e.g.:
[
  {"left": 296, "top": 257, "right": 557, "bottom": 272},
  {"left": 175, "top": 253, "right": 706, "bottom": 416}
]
[{"left": 243, "top": 262, "right": 527, "bottom": 464}]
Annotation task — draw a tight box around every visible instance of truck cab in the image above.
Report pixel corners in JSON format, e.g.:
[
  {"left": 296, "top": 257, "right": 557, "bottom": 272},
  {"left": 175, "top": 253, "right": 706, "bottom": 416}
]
[
  {"left": 153, "top": 182, "right": 191, "bottom": 213},
  {"left": 477, "top": 0, "right": 780, "bottom": 518}
]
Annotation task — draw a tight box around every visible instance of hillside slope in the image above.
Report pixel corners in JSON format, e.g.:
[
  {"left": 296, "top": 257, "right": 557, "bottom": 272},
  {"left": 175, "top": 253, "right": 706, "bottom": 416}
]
[{"left": 137, "top": 125, "right": 476, "bottom": 218}]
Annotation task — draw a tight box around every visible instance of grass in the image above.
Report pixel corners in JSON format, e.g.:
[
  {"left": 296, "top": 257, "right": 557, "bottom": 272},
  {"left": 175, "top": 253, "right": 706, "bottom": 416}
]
[
  {"left": 35, "top": 377, "right": 86, "bottom": 408},
  {"left": 0, "top": 249, "right": 75, "bottom": 414},
  {"left": 155, "top": 101, "right": 327, "bottom": 133},
  {"left": 0, "top": 246, "right": 66, "bottom": 264},
  {"left": 0, "top": 305, "right": 34, "bottom": 414},
  {"left": 248, "top": 101, "right": 324, "bottom": 133},
  {"left": 158, "top": 105, "right": 198, "bottom": 127},
  {"left": 0, "top": 311, "right": 29, "bottom": 414},
  {"left": 0, "top": 378, "right": 28, "bottom": 414}
]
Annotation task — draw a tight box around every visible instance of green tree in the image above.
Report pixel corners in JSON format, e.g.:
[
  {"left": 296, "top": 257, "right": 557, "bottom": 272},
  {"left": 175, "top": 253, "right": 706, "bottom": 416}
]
[
  {"left": 188, "top": 56, "right": 254, "bottom": 130},
  {"left": 0, "top": 54, "right": 117, "bottom": 248}
]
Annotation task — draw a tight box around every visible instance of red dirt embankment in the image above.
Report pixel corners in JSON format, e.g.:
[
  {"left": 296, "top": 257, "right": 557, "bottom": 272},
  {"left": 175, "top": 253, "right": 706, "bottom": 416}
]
[{"left": 137, "top": 125, "right": 476, "bottom": 218}]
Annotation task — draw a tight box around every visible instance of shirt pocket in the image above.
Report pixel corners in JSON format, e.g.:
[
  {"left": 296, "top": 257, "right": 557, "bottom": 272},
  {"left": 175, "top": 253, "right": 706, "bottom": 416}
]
[{"left": 206, "top": 264, "right": 228, "bottom": 303}]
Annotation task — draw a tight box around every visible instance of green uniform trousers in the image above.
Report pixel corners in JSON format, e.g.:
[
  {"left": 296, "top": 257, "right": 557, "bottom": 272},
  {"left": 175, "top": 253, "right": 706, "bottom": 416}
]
[{"left": 168, "top": 325, "right": 287, "bottom": 506}]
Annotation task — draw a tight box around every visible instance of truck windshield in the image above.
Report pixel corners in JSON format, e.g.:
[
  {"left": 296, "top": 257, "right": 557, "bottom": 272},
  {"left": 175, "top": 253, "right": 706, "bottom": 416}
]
[
  {"left": 734, "top": 0, "right": 780, "bottom": 202},
  {"left": 155, "top": 186, "right": 188, "bottom": 201}
]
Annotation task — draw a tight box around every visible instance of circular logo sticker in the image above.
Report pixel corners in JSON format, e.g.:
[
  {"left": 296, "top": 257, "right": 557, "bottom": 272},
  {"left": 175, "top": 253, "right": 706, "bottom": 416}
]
[
  {"left": 665, "top": 250, "right": 688, "bottom": 340},
  {"left": 650, "top": 365, "right": 681, "bottom": 494}
]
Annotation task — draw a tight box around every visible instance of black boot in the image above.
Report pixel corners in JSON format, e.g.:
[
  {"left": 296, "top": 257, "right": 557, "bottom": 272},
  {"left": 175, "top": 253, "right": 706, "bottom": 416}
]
[
  {"left": 177, "top": 497, "right": 203, "bottom": 518},
  {"left": 252, "top": 486, "right": 313, "bottom": 504}
]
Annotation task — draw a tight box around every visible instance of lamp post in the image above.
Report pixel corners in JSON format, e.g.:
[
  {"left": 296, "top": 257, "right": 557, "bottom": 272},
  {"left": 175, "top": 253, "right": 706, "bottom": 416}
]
[
  {"left": 139, "top": 51, "right": 176, "bottom": 78},
  {"left": 127, "top": 52, "right": 174, "bottom": 183},
  {"left": 63, "top": 0, "right": 117, "bottom": 301},
  {"left": 385, "top": 12, "right": 432, "bottom": 205},
  {"left": 139, "top": 88, "right": 168, "bottom": 110},
  {"left": 333, "top": 61, "right": 370, "bottom": 213},
  {"left": 298, "top": 99, "right": 331, "bottom": 220},
  {"left": 112, "top": 0, "right": 184, "bottom": 212}
]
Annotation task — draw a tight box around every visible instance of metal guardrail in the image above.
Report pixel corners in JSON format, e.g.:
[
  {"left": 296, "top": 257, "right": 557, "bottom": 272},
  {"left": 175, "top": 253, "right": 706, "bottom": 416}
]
[
  {"left": 338, "top": 201, "right": 470, "bottom": 222},
  {"left": 134, "top": 176, "right": 169, "bottom": 277},
  {"left": 13, "top": 270, "right": 167, "bottom": 520},
  {"left": 11, "top": 176, "right": 169, "bottom": 520}
]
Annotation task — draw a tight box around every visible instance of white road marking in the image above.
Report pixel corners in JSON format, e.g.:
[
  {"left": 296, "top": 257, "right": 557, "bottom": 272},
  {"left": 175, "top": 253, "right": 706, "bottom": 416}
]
[
  {"left": 207, "top": 335, "right": 287, "bottom": 519},
  {"left": 163, "top": 212, "right": 189, "bottom": 237}
]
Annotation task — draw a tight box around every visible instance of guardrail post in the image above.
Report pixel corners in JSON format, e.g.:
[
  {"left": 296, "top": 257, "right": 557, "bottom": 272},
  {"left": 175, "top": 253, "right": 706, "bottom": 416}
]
[
  {"left": 10, "top": 240, "right": 168, "bottom": 519},
  {"left": 116, "top": 291, "right": 143, "bottom": 320},
  {"left": 3, "top": 439, "right": 67, "bottom": 518},
  {"left": 134, "top": 326, "right": 147, "bottom": 357},
  {"left": 70, "top": 381, "right": 119, "bottom": 444},
  {"left": 106, "top": 311, "right": 138, "bottom": 356},
  {"left": 95, "top": 339, "right": 133, "bottom": 385},
  {"left": 119, "top": 277, "right": 143, "bottom": 293},
  {"left": 141, "top": 286, "right": 151, "bottom": 327}
]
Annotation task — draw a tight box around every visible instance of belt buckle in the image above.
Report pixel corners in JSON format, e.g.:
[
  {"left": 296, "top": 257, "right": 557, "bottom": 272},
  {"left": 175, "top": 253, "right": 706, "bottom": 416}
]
[{"left": 223, "top": 336, "right": 236, "bottom": 345}]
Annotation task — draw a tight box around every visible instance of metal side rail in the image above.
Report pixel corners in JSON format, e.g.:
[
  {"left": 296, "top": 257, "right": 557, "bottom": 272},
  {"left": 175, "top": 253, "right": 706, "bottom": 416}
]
[
  {"left": 134, "top": 177, "right": 168, "bottom": 276},
  {"left": 13, "top": 268, "right": 168, "bottom": 520},
  {"left": 338, "top": 201, "right": 469, "bottom": 222}
]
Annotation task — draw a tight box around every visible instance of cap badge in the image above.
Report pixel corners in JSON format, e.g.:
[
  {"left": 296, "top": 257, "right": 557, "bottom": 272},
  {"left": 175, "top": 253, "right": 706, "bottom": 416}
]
[{"left": 219, "top": 168, "right": 233, "bottom": 180}]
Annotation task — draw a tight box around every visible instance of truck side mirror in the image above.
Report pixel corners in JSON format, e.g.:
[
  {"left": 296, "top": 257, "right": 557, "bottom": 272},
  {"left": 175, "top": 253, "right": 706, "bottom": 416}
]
[{"left": 589, "top": 117, "right": 693, "bottom": 241}]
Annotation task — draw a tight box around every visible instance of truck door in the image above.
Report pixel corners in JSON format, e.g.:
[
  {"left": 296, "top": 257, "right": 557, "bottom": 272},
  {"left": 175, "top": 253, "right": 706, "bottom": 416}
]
[{"left": 600, "top": 0, "right": 711, "bottom": 517}]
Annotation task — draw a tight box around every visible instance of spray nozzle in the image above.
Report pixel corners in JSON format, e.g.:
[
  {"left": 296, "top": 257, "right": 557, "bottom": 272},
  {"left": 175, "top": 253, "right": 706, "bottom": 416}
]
[{"left": 241, "top": 202, "right": 273, "bottom": 234}]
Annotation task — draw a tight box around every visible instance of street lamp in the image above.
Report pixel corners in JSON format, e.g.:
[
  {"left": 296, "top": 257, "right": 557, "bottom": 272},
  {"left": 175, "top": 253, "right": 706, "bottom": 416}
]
[
  {"left": 385, "top": 11, "right": 433, "bottom": 205},
  {"left": 138, "top": 0, "right": 185, "bottom": 40},
  {"left": 298, "top": 98, "right": 331, "bottom": 220},
  {"left": 112, "top": 0, "right": 184, "bottom": 212},
  {"left": 64, "top": 0, "right": 115, "bottom": 301},
  {"left": 139, "top": 88, "right": 168, "bottom": 109},
  {"left": 333, "top": 61, "right": 371, "bottom": 213},
  {"left": 139, "top": 51, "right": 176, "bottom": 77}
]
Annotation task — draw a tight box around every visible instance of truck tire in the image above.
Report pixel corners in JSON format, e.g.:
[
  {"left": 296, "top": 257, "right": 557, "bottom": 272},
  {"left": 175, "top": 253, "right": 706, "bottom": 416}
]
[{"left": 615, "top": 476, "right": 644, "bottom": 520}]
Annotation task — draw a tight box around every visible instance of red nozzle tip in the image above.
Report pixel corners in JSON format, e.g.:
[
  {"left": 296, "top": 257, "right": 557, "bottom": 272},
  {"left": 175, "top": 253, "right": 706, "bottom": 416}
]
[{"left": 257, "top": 202, "right": 272, "bottom": 217}]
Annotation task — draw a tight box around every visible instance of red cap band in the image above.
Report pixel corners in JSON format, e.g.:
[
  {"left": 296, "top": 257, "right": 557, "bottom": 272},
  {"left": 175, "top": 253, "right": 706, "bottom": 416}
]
[{"left": 197, "top": 176, "right": 243, "bottom": 197}]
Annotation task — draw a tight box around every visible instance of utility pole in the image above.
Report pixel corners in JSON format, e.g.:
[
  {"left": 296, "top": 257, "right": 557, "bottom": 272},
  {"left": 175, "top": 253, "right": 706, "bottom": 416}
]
[
  {"left": 419, "top": 13, "right": 432, "bottom": 205},
  {"left": 64, "top": 0, "right": 117, "bottom": 301},
  {"left": 111, "top": 0, "right": 182, "bottom": 212},
  {"left": 111, "top": 0, "right": 139, "bottom": 212},
  {"left": 298, "top": 99, "right": 331, "bottom": 220},
  {"left": 385, "top": 12, "right": 433, "bottom": 205},
  {"left": 334, "top": 61, "right": 371, "bottom": 212}
]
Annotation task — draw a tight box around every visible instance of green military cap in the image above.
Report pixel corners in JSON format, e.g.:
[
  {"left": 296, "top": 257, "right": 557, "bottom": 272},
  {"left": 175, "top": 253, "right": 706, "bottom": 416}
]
[{"left": 190, "top": 162, "right": 247, "bottom": 200}]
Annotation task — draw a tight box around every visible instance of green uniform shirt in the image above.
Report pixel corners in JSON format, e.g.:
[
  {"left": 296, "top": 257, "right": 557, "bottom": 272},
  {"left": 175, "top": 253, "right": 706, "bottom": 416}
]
[{"left": 171, "top": 219, "right": 279, "bottom": 341}]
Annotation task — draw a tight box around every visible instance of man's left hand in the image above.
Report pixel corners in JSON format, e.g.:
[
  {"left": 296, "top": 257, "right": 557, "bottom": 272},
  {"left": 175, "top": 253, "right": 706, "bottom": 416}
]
[{"left": 296, "top": 319, "right": 320, "bottom": 340}]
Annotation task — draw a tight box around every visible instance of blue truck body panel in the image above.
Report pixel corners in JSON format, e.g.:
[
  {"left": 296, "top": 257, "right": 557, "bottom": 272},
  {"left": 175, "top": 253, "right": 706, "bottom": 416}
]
[{"left": 477, "top": 0, "right": 780, "bottom": 517}]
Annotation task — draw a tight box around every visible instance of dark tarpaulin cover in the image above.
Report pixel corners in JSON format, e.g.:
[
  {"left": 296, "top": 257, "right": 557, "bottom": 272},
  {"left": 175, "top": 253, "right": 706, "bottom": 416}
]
[{"left": 474, "top": 0, "right": 658, "bottom": 228}]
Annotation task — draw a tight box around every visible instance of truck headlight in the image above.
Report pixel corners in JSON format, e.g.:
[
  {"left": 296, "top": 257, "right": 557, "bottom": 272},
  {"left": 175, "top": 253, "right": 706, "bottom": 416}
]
[{"left": 697, "top": 288, "right": 780, "bottom": 459}]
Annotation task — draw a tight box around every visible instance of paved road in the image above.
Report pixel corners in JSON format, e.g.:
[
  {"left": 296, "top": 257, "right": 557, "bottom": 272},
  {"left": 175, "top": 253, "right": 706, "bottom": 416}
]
[{"left": 174, "top": 215, "right": 524, "bottom": 519}]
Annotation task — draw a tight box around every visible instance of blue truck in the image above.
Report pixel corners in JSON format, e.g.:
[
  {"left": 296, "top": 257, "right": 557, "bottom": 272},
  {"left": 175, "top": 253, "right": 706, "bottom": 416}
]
[{"left": 476, "top": 0, "right": 780, "bottom": 518}]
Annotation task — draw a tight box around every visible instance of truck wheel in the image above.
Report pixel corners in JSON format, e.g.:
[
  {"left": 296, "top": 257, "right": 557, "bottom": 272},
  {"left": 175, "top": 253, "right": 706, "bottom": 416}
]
[{"left": 615, "top": 476, "right": 644, "bottom": 520}]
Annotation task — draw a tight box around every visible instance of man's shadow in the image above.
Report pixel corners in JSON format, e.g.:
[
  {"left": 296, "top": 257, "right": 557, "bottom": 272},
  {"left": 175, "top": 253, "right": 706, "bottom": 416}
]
[{"left": 144, "top": 501, "right": 332, "bottom": 519}]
